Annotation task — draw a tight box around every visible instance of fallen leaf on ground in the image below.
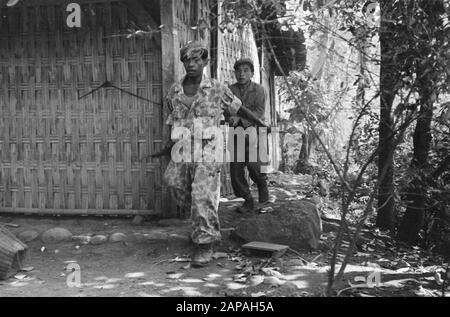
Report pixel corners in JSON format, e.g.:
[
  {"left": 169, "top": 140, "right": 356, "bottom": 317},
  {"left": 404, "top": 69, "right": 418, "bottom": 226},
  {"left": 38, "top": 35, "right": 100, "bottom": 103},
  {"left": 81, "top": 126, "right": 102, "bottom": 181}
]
[
  {"left": 358, "top": 293, "right": 376, "bottom": 297},
  {"left": 261, "top": 267, "right": 283, "bottom": 278},
  {"left": 14, "top": 274, "right": 27, "bottom": 280},
  {"left": 213, "top": 252, "right": 228, "bottom": 259},
  {"left": 396, "top": 267, "right": 411, "bottom": 273},
  {"left": 181, "top": 263, "right": 191, "bottom": 270},
  {"left": 264, "top": 276, "right": 285, "bottom": 287},
  {"left": 251, "top": 291, "right": 266, "bottom": 297},
  {"left": 232, "top": 272, "right": 248, "bottom": 283},
  {"left": 434, "top": 272, "right": 444, "bottom": 285},
  {"left": 169, "top": 256, "right": 191, "bottom": 263},
  {"left": 233, "top": 273, "right": 246, "bottom": 280},
  {"left": 248, "top": 275, "right": 265, "bottom": 287},
  {"left": 259, "top": 207, "right": 273, "bottom": 214},
  {"left": 166, "top": 272, "right": 184, "bottom": 280},
  {"left": 414, "top": 286, "right": 438, "bottom": 297}
]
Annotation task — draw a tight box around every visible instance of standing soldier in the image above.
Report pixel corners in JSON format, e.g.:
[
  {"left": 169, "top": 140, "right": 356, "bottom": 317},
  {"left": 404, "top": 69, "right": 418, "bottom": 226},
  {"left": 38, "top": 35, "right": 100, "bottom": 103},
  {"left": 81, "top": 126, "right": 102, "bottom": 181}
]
[
  {"left": 163, "top": 42, "right": 265, "bottom": 267},
  {"left": 229, "top": 58, "right": 270, "bottom": 213}
]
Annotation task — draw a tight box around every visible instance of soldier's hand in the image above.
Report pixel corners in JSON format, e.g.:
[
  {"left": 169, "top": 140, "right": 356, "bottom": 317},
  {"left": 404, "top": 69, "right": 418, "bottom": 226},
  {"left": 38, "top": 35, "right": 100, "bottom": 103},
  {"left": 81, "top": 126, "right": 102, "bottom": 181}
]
[
  {"left": 229, "top": 116, "right": 240, "bottom": 127},
  {"left": 222, "top": 89, "right": 235, "bottom": 104}
]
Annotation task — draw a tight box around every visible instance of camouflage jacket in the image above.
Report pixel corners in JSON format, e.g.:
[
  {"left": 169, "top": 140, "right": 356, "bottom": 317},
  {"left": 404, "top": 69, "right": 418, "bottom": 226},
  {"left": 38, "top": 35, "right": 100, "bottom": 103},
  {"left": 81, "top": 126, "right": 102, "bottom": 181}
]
[{"left": 166, "top": 75, "right": 242, "bottom": 140}]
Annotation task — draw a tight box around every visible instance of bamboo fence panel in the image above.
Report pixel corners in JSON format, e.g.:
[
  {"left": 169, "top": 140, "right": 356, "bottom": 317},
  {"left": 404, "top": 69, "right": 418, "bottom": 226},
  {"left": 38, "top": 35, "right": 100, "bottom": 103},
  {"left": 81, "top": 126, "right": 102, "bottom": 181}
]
[{"left": 0, "top": 1, "right": 163, "bottom": 215}]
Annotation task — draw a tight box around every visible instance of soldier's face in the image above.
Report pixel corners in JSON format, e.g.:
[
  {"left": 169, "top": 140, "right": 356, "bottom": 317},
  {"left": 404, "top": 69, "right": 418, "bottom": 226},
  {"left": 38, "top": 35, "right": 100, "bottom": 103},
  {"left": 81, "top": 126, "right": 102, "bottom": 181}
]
[
  {"left": 183, "top": 53, "right": 208, "bottom": 78},
  {"left": 235, "top": 65, "right": 253, "bottom": 85}
]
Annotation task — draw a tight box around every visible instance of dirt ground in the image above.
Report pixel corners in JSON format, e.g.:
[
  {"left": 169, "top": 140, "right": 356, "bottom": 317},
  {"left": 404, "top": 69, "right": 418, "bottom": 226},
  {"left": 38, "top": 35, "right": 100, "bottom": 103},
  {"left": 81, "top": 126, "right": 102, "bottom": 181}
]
[
  {"left": 0, "top": 206, "right": 328, "bottom": 297},
  {"left": 0, "top": 174, "right": 448, "bottom": 297}
]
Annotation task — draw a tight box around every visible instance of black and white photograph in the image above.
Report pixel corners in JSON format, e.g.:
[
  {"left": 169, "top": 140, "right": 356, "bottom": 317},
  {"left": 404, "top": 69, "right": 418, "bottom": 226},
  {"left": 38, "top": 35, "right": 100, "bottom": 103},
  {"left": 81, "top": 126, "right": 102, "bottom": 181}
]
[{"left": 0, "top": 0, "right": 449, "bottom": 301}]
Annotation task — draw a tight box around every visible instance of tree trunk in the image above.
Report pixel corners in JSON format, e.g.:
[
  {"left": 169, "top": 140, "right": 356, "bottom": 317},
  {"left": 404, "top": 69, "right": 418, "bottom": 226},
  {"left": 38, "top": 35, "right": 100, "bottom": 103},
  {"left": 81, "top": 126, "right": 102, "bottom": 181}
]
[
  {"left": 376, "top": 92, "right": 396, "bottom": 232},
  {"left": 397, "top": 87, "right": 434, "bottom": 244},
  {"left": 279, "top": 130, "right": 287, "bottom": 172},
  {"left": 376, "top": 1, "right": 396, "bottom": 232},
  {"left": 294, "top": 132, "right": 315, "bottom": 174},
  {"left": 397, "top": 0, "right": 444, "bottom": 244}
]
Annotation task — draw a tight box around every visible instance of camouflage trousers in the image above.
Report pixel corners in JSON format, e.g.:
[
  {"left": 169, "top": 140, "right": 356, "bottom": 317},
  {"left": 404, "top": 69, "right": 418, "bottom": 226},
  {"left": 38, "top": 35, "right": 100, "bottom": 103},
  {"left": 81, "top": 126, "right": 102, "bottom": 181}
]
[{"left": 163, "top": 160, "right": 222, "bottom": 245}]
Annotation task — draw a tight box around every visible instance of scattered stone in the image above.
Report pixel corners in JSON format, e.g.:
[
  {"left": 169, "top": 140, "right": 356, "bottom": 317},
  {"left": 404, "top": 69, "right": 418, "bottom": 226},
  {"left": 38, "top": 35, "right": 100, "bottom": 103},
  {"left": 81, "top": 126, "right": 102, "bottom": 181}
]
[
  {"left": 232, "top": 200, "right": 322, "bottom": 250},
  {"left": 131, "top": 215, "right": 145, "bottom": 226},
  {"left": 17, "top": 230, "right": 39, "bottom": 243},
  {"left": 109, "top": 233, "right": 127, "bottom": 243},
  {"left": 41, "top": 228, "right": 72, "bottom": 243},
  {"left": 90, "top": 235, "right": 108, "bottom": 245},
  {"left": 72, "top": 235, "right": 91, "bottom": 245}
]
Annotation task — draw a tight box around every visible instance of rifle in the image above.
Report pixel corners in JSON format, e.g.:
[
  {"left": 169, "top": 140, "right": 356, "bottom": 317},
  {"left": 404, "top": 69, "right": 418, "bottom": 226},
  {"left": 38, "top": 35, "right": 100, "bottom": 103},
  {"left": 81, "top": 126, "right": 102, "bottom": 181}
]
[
  {"left": 222, "top": 90, "right": 288, "bottom": 134},
  {"left": 150, "top": 141, "right": 174, "bottom": 159},
  {"left": 235, "top": 105, "right": 288, "bottom": 135}
]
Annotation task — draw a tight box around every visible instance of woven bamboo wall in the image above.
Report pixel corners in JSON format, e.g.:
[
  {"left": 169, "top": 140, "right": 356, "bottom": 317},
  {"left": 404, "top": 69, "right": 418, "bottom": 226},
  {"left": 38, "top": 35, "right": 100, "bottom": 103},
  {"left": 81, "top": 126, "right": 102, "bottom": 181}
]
[
  {"left": 217, "top": 28, "right": 261, "bottom": 86},
  {"left": 170, "top": 0, "right": 239, "bottom": 198},
  {"left": 0, "top": 1, "right": 163, "bottom": 215},
  {"left": 215, "top": 0, "right": 280, "bottom": 190},
  {"left": 173, "top": 0, "right": 210, "bottom": 80}
]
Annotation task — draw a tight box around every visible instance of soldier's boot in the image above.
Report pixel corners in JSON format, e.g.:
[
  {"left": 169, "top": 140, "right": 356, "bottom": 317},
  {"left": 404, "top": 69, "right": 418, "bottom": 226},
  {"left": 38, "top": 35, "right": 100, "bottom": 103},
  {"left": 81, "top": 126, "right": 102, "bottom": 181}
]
[
  {"left": 192, "top": 243, "right": 213, "bottom": 267},
  {"left": 236, "top": 196, "right": 255, "bottom": 213}
]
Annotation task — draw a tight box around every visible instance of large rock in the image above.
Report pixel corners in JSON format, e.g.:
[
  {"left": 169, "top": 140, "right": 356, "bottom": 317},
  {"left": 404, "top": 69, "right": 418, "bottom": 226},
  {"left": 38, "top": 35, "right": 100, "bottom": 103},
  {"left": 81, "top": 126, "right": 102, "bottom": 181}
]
[
  {"left": 131, "top": 215, "right": 145, "bottom": 226},
  {"left": 109, "top": 233, "right": 127, "bottom": 243},
  {"left": 41, "top": 228, "right": 72, "bottom": 243},
  {"left": 71, "top": 235, "right": 92, "bottom": 245},
  {"left": 232, "top": 200, "right": 322, "bottom": 250},
  {"left": 17, "top": 230, "right": 40, "bottom": 243},
  {"left": 90, "top": 235, "right": 108, "bottom": 245}
]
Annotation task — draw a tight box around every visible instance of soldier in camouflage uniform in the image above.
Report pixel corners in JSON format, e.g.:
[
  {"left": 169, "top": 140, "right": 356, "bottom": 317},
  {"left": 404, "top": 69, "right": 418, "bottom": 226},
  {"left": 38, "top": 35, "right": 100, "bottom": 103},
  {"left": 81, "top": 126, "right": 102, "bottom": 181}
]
[{"left": 163, "top": 42, "right": 242, "bottom": 267}]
